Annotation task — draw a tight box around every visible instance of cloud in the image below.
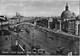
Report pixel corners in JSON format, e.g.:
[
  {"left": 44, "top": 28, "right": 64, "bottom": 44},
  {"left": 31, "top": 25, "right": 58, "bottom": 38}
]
[{"left": 6, "top": 3, "right": 24, "bottom": 7}]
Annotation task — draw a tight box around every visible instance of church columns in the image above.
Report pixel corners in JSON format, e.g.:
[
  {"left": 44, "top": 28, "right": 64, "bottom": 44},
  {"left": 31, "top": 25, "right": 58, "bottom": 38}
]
[
  {"left": 60, "top": 21, "right": 62, "bottom": 31},
  {"left": 48, "top": 18, "right": 53, "bottom": 29},
  {"left": 58, "top": 20, "right": 62, "bottom": 31},
  {"left": 48, "top": 21, "right": 50, "bottom": 29},
  {"left": 75, "top": 21, "right": 80, "bottom": 35}
]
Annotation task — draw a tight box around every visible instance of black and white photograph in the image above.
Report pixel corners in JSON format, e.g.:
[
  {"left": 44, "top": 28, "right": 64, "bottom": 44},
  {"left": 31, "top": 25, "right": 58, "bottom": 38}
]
[{"left": 0, "top": 0, "right": 80, "bottom": 56}]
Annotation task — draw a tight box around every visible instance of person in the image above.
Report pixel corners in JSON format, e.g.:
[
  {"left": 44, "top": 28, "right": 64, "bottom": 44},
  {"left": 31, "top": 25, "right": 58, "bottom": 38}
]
[
  {"left": 56, "top": 46, "right": 61, "bottom": 55},
  {"left": 23, "top": 45, "right": 26, "bottom": 50}
]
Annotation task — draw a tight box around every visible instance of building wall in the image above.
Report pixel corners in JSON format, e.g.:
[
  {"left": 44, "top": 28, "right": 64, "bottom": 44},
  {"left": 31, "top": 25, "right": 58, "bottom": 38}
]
[
  {"left": 20, "top": 17, "right": 27, "bottom": 22},
  {"left": 8, "top": 19, "right": 20, "bottom": 25},
  {"left": 0, "top": 21, "right": 8, "bottom": 25},
  {"left": 8, "top": 20, "right": 14, "bottom": 24},
  {"left": 68, "top": 20, "right": 75, "bottom": 35},
  {"left": 55, "top": 24, "right": 60, "bottom": 30},
  {"left": 0, "top": 35, "right": 11, "bottom": 52},
  {"left": 36, "top": 19, "right": 48, "bottom": 28}
]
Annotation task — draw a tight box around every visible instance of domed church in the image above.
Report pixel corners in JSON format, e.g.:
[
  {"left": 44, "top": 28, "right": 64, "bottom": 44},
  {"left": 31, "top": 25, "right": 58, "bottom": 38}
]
[
  {"left": 59, "top": 3, "right": 80, "bottom": 35},
  {"left": 61, "top": 3, "right": 76, "bottom": 19}
]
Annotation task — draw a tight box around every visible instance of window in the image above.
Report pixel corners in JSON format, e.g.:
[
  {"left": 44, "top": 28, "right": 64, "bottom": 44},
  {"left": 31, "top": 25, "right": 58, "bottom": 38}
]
[{"left": 5, "top": 38, "right": 8, "bottom": 40}]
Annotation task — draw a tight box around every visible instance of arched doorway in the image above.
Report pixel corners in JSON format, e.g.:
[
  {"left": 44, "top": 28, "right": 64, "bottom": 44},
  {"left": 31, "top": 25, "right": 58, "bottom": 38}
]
[{"left": 78, "top": 24, "right": 80, "bottom": 36}]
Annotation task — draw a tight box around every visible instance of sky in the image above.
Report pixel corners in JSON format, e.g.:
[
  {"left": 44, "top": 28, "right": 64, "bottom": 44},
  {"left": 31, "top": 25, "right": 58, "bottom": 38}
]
[{"left": 0, "top": 0, "right": 79, "bottom": 17}]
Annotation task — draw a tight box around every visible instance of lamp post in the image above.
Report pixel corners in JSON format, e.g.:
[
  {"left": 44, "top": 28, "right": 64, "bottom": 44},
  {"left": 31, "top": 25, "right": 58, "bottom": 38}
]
[
  {"left": 15, "top": 33, "right": 19, "bottom": 45},
  {"left": 14, "top": 27, "right": 20, "bottom": 52},
  {"left": 58, "top": 18, "right": 63, "bottom": 31}
]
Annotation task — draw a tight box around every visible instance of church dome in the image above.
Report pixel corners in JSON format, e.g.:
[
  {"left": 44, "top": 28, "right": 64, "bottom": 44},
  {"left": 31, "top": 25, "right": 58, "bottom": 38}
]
[
  {"left": 61, "top": 10, "right": 72, "bottom": 18},
  {"left": 61, "top": 3, "right": 73, "bottom": 19}
]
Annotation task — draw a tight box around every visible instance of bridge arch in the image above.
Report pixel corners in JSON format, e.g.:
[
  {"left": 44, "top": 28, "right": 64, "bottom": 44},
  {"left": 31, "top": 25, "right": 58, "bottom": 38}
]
[{"left": 15, "top": 22, "right": 35, "bottom": 29}]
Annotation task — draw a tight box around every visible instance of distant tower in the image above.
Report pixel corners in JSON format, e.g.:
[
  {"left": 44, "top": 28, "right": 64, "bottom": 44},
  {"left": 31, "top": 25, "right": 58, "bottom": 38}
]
[{"left": 16, "top": 12, "right": 20, "bottom": 16}]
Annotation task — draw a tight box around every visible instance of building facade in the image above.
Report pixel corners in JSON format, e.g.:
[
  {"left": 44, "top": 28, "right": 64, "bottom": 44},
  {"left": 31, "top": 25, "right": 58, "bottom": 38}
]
[
  {"left": 0, "top": 29, "right": 11, "bottom": 54},
  {"left": 75, "top": 15, "right": 80, "bottom": 35}
]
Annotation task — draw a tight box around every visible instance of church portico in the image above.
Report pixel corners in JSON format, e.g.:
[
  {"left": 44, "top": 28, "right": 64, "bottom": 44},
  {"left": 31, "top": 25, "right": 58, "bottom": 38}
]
[
  {"left": 75, "top": 15, "right": 80, "bottom": 36},
  {"left": 58, "top": 19, "right": 62, "bottom": 31},
  {"left": 75, "top": 21, "right": 79, "bottom": 35}
]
